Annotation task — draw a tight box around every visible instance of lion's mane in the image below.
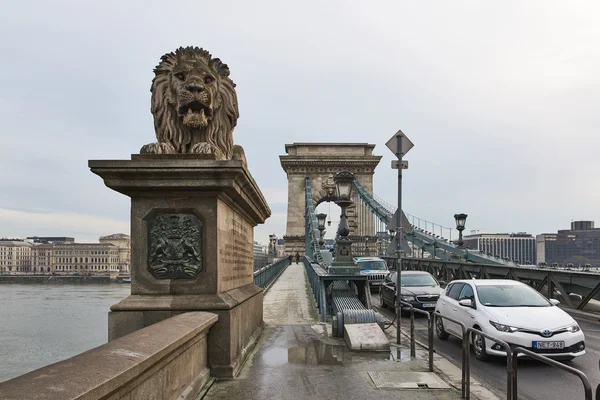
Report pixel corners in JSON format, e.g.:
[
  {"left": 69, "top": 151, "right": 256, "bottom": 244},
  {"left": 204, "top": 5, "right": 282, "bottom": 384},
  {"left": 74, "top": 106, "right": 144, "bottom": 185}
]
[{"left": 144, "top": 46, "right": 239, "bottom": 158}]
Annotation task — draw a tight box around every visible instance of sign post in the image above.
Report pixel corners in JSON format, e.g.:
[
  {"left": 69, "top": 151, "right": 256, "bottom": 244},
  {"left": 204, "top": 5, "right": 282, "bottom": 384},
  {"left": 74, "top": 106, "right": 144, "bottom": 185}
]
[{"left": 385, "top": 129, "right": 414, "bottom": 346}]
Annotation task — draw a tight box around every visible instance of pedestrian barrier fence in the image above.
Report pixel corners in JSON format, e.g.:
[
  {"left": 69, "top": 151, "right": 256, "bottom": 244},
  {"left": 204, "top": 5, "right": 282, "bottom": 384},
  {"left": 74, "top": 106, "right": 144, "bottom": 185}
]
[
  {"left": 399, "top": 300, "right": 434, "bottom": 372},
  {"left": 511, "top": 347, "right": 592, "bottom": 400},
  {"left": 253, "top": 257, "right": 290, "bottom": 291},
  {"left": 398, "top": 309, "right": 594, "bottom": 400}
]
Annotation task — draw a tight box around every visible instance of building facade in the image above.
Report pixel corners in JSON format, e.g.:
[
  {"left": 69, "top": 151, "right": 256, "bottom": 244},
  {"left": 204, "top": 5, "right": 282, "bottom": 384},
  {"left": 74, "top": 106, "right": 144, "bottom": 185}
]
[
  {"left": 31, "top": 244, "right": 54, "bottom": 273},
  {"left": 1, "top": 233, "right": 131, "bottom": 275},
  {"left": 537, "top": 221, "right": 600, "bottom": 267},
  {"left": 463, "top": 232, "right": 536, "bottom": 264},
  {"left": 52, "top": 242, "right": 120, "bottom": 274},
  {"left": 99, "top": 233, "right": 131, "bottom": 273},
  {"left": 0, "top": 240, "right": 33, "bottom": 273}
]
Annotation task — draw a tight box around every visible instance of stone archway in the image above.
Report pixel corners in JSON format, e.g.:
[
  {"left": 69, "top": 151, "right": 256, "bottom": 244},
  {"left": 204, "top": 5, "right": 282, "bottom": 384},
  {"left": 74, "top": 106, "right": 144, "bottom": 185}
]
[{"left": 279, "top": 143, "right": 382, "bottom": 256}]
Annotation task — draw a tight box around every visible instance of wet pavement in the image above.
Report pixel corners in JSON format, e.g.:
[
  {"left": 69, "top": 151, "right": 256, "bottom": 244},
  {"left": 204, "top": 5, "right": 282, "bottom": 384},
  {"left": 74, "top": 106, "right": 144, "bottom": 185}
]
[{"left": 201, "top": 263, "right": 465, "bottom": 399}]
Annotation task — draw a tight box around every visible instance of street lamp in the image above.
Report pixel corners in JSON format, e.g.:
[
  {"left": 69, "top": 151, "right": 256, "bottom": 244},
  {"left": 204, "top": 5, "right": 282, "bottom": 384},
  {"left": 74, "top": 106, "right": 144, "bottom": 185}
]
[
  {"left": 388, "top": 228, "right": 396, "bottom": 240},
  {"left": 317, "top": 213, "right": 327, "bottom": 247},
  {"left": 330, "top": 171, "right": 359, "bottom": 274},
  {"left": 454, "top": 213, "right": 468, "bottom": 248}
]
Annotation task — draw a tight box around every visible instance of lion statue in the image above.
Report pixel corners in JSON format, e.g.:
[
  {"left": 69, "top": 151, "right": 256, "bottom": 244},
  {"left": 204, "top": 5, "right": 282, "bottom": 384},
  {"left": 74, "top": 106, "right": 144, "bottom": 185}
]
[{"left": 140, "top": 46, "right": 246, "bottom": 164}]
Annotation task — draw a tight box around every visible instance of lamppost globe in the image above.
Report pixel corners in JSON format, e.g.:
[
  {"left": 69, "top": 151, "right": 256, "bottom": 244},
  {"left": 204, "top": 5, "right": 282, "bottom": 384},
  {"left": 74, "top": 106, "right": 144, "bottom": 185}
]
[
  {"left": 316, "top": 213, "right": 327, "bottom": 248},
  {"left": 334, "top": 171, "right": 354, "bottom": 201},
  {"left": 388, "top": 228, "right": 396, "bottom": 240},
  {"left": 454, "top": 213, "right": 468, "bottom": 231},
  {"left": 316, "top": 213, "right": 327, "bottom": 230},
  {"left": 453, "top": 213, "right": 468, "bottom": 248}
]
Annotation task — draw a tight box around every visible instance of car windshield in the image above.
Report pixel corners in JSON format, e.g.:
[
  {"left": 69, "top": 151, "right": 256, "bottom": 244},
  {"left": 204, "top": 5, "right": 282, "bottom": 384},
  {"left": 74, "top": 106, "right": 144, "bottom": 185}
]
[
  {"left": 476, "top": 285, "right": 551, "bottom": 307},
  {"left": 358, "top": 261, "right": 387, "bottom": 271},
  {"left": 401, "top": 274, "right": 437, "bottom": 287}
]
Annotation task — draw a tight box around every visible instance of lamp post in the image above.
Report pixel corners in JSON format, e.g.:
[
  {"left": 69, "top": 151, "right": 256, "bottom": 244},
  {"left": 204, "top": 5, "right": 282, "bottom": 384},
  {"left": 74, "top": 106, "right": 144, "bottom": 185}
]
[
  {"left": 454, "top": 213, "right": 468, "bottom": 248},
  {"left": 330, "top": 171, "right": 359, "bottom": 274},
  {"left": 317, "top": 213, "right": 327, "bottom": 248}
]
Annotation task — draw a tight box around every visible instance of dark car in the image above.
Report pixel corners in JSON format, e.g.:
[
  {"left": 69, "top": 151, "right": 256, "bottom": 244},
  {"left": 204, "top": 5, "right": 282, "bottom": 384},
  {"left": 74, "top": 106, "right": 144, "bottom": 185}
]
[{"left": 379, "top": 271, "right": 442, "bottom": 314}]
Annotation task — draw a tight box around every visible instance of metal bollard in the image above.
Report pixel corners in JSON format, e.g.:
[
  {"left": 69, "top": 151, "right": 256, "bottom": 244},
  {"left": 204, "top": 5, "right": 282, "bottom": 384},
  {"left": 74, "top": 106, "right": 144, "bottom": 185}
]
[
  {"left": 410, "top": 308, "right": 416, "bottom": 357},
  {"left": 427, "top": 314, "right": 434, "bottom": 372}
]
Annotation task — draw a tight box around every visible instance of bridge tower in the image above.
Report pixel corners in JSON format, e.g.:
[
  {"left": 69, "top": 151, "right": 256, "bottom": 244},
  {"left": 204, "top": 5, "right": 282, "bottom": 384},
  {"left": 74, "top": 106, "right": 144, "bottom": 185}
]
[{"left": 280, "top": 143, "right": 382, "bottom": 256}]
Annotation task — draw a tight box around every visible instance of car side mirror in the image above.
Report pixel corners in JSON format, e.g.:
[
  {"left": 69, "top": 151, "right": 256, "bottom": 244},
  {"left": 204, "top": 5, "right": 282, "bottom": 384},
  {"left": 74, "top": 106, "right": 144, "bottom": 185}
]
[
  {"left": 458, "top": 299, "right": 473, "bottom": 308},
  {"left": 549, "top": 298, "right": 560, "bottom": 306},
  {"left": 439, "top": 281, "right": 446, "bottom": 288}
]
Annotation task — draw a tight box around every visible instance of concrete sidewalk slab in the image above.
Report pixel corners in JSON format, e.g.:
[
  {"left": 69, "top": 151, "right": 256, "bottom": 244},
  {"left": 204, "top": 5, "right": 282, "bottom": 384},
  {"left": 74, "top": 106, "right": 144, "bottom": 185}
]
[
  {"left": 344, "top": 322, "right": 390, "bottom": 351},
  {"left": 202, "top": 262, "right": 488, "bottom": 399}
]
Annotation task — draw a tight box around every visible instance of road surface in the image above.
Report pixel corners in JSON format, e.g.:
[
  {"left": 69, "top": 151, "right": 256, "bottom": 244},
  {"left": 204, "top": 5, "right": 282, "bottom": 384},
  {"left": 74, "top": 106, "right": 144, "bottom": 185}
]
[{"left": 372, "top": 293, "right": 600, "bottom": 400}]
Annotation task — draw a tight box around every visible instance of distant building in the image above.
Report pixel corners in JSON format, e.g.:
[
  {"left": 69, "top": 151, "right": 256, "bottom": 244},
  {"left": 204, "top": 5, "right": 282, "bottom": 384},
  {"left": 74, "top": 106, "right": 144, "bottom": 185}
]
[
  {"left": 2, "top": 234, "right": 131, "bottom": 275},
  {"left": 99, "top": 233, "right": 131, "bottom": 273},
  {"left": 537, "top": 221, "right": 600, "bottom": 267},
  {"left": 0, "top": 240, "right": 33, "bottom": 273},
  {"left": 463, "top": 232, "right": 536, "bottom": 264},
  {"left": 31, "top": 243, "right": 54, "bottom": 273},
  {"left": 26, "top": 236, "right": 74, "bottom": 244},
  {"left": 52, "top": 242, "right": 120, "bottom": 275}
]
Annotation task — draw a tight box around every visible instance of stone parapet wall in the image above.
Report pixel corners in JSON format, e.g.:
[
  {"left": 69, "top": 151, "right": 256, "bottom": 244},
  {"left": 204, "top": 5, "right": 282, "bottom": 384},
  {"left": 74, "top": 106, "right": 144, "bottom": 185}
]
[{"left": 0, "top": 312, "right": 218, "bottom": 400}]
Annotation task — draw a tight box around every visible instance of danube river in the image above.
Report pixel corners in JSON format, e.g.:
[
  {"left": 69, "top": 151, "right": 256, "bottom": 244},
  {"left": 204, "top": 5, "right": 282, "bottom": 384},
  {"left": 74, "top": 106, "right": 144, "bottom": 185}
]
[{"left": 0, "top": 284, "right": 130, "bottom": 382}]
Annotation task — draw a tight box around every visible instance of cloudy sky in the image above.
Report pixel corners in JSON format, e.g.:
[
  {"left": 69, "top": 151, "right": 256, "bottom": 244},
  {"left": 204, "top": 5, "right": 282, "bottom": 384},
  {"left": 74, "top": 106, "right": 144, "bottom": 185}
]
[{"left": 1, "top": 1, "right": 599, "bottom": 245}]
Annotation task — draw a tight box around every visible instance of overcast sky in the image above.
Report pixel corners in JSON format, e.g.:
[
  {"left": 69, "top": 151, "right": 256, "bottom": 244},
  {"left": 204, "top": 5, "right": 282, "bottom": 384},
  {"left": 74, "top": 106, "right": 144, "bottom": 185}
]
[{"left": 1, "top": 1, "right": 599, "bottom": 245}]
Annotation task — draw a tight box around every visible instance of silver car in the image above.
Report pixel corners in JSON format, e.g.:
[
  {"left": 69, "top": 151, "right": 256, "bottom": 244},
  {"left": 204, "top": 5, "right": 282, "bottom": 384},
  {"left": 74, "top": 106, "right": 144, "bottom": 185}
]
[{"left": 355, "top": 257, "right": 390, "bottom": 291}]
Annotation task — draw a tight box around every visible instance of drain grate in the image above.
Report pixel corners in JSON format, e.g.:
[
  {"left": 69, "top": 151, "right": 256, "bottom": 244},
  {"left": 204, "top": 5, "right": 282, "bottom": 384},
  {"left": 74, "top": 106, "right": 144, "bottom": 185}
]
[{"left": 368, "top": 371, "right": 450, "bottom": 389}]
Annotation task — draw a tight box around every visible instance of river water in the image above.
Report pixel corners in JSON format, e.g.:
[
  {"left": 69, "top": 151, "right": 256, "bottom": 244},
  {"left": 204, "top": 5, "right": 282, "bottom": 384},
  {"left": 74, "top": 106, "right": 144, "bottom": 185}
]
[{"left": 0, "top": 284, "right": 130, "bottom": 383}]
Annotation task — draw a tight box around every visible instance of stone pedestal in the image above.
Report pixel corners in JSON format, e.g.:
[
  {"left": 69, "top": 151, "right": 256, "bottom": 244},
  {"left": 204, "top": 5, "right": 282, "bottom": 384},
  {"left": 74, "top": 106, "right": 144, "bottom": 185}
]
[{"left": 89, "top": 155, "right": 271, "bottom": 378}]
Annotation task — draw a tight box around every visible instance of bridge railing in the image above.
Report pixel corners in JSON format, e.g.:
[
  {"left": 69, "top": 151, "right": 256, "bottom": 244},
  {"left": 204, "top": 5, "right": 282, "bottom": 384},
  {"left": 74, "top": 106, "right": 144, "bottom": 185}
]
[
  {"left": 398, "top": 300, "right": 434, "bottom": 372},
  {"left": 398, "top": 257, "right": 600, "bottom": 311},
  {"left": 511, "top": 347, "right": 592, "bottom": 400},
  {"left": 253, "top": 257, "right": 290, "bottom": 292},
  {"left": 303, "top": 256, "right": 329, "bottom": 321},
  {"left": 305, "top": 177, "right": 328, "bottom": 268},
  {"left": 353, "top": 179, "right": 515, "bottom": 267}
]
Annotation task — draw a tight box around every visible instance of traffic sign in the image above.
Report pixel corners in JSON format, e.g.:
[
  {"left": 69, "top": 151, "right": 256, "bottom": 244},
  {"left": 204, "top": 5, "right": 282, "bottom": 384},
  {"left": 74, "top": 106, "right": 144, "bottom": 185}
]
[
  {"left": 385, "top": 129, "right": 414, "bottom": 157},
  {"left": 387, "top": 210, "right": 414, "bottom": 235},
  {"left": 391, "top": 160, "right": 409, "bottom": 169}
]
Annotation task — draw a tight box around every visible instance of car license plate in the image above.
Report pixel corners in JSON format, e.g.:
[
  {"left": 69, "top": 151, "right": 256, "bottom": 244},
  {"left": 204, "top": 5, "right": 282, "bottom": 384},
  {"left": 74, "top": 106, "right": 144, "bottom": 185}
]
[
  {"left": 533, "top": 341, "right": 565, "bottom": 350},
  {"left": 422, "top": 303, "right": 436, "bottom": 308}
]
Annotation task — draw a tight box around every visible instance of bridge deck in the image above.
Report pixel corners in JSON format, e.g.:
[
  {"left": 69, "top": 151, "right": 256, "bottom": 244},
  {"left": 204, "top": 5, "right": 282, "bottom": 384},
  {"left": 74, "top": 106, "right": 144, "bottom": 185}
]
[{"left": 203, "top": 263, "right": 464, "bottom": 399}]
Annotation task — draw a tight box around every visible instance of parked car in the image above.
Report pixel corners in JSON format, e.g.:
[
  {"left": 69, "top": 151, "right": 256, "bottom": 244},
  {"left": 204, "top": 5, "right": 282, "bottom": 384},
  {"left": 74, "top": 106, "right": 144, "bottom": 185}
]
[
  {"left": 354, "top": 257, "right": 390, "bottom": 291},
  {"left": 434, "top": 279, "right": 585, "bottom": 361},
  {"left": 379, "top": 270, "right": 442, "bottom": 313}
]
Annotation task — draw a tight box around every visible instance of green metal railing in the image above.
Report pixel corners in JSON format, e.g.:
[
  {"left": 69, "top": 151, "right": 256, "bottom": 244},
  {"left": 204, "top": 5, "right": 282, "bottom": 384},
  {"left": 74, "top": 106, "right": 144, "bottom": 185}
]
[
  {"left": 305, "top": 177, "right": 327, "bottom": 267},
  {"left": 254, "top": 257, "right": 291, "bottom": 291}
]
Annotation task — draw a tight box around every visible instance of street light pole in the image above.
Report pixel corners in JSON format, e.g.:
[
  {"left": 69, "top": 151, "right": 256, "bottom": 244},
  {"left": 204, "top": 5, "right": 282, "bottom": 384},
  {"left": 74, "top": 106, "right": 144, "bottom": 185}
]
[
  {"left": 385, "top": 129, "right": 414, "bottom": 349},
  {"left": 395, "top": 134, "right": 403, "bottom": 346}
]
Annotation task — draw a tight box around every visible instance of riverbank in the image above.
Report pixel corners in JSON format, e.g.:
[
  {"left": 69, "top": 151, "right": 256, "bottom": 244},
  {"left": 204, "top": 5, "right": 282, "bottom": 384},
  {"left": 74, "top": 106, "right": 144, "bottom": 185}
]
[{"left": 0, "top": 275, "right": 128, "bottom": 284}]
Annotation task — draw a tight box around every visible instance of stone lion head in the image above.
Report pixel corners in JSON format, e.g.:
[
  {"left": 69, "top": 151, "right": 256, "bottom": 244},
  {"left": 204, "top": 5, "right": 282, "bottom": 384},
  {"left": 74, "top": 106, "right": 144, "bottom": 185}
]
[{"left": 140, "top": 46, "right": 243, "bottom": 160}]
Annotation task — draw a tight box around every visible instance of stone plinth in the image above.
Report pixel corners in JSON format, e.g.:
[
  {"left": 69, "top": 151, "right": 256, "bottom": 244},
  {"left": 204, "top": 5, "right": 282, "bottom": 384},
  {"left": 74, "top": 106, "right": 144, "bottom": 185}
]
[{"left": 89, "top": 155, "right": 271, "bottom": 378}]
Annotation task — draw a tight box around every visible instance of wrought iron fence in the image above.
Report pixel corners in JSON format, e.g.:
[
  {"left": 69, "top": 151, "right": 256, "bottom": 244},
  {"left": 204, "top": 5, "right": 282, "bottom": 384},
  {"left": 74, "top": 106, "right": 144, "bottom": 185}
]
[
  {"left": 253, "top": 257, "right": 290, "bottom": 291},
  {"left": 397, "top": 309, "right": 593, "bottom": 400}
]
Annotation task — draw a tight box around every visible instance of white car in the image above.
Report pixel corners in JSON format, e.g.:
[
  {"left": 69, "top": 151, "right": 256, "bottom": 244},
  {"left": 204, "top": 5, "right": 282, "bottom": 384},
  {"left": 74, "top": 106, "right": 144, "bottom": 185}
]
[{"left": 434, "top": 279, "right": 585, "bottom": 360}]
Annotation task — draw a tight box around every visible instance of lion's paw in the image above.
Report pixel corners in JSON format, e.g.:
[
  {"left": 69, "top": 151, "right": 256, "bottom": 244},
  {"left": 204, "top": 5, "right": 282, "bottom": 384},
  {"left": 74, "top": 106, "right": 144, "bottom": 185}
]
[
  {"left": 232, "top": 144, "right": 247, "bottom": 167},
  {"left": 190, "top": 142, "right": 225, "bottom": 159},
  {"left": 140, "top": 142, "right": 176, "bottom": 154}
]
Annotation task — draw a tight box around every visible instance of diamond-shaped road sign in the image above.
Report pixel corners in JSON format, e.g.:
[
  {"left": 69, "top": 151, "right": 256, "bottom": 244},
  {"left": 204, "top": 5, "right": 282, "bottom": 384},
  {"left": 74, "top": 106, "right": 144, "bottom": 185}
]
[
  {"left": 386, "top": 210, "right": 413, "bottom": 256},
  {"left": 385, "top": 129, "right": 414, "bottom": 157}
]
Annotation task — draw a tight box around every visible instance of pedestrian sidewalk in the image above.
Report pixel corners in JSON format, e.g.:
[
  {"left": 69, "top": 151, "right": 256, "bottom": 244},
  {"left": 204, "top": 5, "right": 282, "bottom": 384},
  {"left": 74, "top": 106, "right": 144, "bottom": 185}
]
[{"left": 201, "top": 262, "right": 493, "bottom": 400}]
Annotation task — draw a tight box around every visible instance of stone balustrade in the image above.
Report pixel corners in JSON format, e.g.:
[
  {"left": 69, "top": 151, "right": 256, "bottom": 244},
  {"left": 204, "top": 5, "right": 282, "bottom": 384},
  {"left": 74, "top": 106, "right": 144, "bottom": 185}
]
[{"left": 0, "top": 312, "right": 218, "bottom": 400}]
